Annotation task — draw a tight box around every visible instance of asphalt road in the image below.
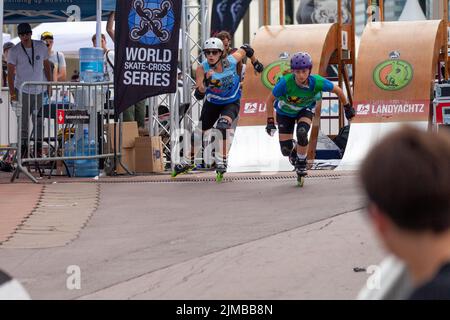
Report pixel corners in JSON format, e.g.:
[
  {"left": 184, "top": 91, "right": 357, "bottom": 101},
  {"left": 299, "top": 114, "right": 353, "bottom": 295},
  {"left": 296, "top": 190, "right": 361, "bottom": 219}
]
[{"left": 0, "top": 174, "right": 385, "bottom": 299}]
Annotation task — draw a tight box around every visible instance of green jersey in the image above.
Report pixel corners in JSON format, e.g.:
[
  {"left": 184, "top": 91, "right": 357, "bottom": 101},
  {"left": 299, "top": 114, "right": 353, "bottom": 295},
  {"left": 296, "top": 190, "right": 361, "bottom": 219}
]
[{"left": 272, "top": 74, "right": 333, "bottom": 117}]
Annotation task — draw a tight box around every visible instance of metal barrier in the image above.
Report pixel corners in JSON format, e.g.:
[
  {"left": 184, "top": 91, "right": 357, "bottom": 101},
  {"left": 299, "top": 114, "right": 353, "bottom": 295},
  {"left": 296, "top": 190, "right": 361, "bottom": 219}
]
[
  {"left": 0, "top": 88, "right": 18, "bottom": 173},
  {"left": 11, "top": 81, "right": 131, "bottom": 183}
]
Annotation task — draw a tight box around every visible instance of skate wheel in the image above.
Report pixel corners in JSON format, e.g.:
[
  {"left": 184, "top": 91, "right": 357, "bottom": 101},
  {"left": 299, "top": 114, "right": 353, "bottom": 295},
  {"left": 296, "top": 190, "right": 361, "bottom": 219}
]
[
  {"left": 297, "top": 176, "right": 305, "bottom": 187},
  {"left": 171, "top": 171, "right": 178, "bottom": 178},
  {"left": 216, "top": 172, "right": 224, "bottom": 183}
]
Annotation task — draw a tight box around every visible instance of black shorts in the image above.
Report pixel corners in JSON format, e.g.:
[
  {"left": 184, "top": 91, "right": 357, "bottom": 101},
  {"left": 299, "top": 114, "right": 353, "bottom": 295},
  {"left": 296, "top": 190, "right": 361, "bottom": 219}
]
[
  {"left": 276, "top": 109, "right": 314, "bottom": 134},
  {"left": 199, "top": 100, "right": 240, "bottom": 131}
]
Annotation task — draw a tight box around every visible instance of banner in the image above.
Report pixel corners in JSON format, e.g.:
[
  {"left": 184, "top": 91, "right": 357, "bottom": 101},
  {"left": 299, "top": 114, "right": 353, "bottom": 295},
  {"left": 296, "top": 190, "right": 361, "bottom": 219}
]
[
  {"left": 210, "top": 0, "right": 252, "bottom": 37},
  {"left": 353, "top": 100, "right": 430, "bottom": 123},
  {"left": 296, "top": 0, "right": 351, "bottom": 24},
  {"left": 114, "top": 0, "right": 182, "bottom": 115},
  {"left": 3, "top": 0, "right": 116, "bottom": 23}
]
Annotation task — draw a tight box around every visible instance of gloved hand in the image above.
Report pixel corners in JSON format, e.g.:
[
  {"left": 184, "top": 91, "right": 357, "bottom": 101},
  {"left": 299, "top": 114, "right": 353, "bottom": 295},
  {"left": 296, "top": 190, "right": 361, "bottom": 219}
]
[
  {"left": 343, "top": 103, "right": 356, "bottom": 120},
  {"left": 203, "top": 77, "right": 211, "bottom": 87},
  {"left": 265, "top": 117, "right": 277, "bottom": 136},
  {"left": 194, "top": 88, "right": 205, "bottom": 100},
  {"left": 240, "top": 43, "right": 255, "bottom": 58},
  {"left": 252, "top": 60, "right": 264, "bottom": 73}
]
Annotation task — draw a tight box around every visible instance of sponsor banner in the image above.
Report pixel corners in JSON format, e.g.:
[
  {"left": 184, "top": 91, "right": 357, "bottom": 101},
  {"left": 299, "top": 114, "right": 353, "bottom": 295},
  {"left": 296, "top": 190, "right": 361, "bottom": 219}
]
[
  {"left": 240, "top": 99, "right": 267, "bottom": 117},
  {"left": 354, "top": 100, "right": 430, "bottom": 123},
  {"left": 4, "top": 0, "right": 116, "bottom": 23},
  {"left": 261, "top": 60, "right": 291, "bottom": 90},
  {"left": 210, "top": 0, "right": 252, "bottom": 37},
  {"left": 62, "top": 110, "right": 90, "bottom": 124},
  {"left": 114, "top": 0, "right": 182, "bottom": 115},
  {"left": 373, "top": 57, "right": 413, "bottom": 91},
  {"left": 296, "top": 0, "right": 351, "bottom": 24},
  {"left": 57, "top": 110, "right": 65, "bottom": 125}
]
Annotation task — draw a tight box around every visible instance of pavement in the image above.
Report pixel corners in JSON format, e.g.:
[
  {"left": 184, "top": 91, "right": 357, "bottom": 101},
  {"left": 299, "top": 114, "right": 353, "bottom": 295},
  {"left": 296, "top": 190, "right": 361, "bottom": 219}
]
[{"left": 0, "top": 169, "right": 385, "bottom": 299}]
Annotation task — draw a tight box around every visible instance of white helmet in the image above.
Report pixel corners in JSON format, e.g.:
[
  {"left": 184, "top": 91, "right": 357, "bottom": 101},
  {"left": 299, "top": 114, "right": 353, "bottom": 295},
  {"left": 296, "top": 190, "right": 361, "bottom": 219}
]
[{"left": 203, "top": 37, "right": 224, "bottom": 52}]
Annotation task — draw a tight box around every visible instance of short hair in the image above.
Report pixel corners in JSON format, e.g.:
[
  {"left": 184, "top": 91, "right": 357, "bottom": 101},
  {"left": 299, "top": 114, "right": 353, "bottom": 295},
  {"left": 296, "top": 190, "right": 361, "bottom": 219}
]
[
  {"left": 360, "top": 126, "right": 450, "bottom": 233},
  {"left": 92, "top": 33, "right": 106, "bottom": 42},
  {"left": 3, "top": 42, "right": 14, "bottom": 51},
  {"left": 216, "top": 31, "right": 232, "bottom": 41}
]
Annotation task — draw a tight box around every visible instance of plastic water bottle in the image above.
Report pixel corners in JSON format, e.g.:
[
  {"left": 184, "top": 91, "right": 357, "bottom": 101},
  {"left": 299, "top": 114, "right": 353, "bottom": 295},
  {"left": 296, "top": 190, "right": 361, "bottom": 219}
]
[
  {"left": 79, "top": 47, "right": 104, "bottom": 83},
  {"left": 64, "top": 138, "right": 76, "bottom": 176},
  {"left": 74, "top": 128, "right": 99, "bottom": 177}
]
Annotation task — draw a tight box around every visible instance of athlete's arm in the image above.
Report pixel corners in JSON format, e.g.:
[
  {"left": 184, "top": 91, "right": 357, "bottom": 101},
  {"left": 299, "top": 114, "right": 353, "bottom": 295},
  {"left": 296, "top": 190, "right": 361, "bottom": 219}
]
[
  {"left": 232, "top": 47, "right": 263, "bottom": 73},
  {"left": 266, "top": 93, "right": 276, "bottom": 119},
  {"left": 195, "top": 65, "right": 206, "bottom": 93},
  {"left": 331, "top": 84, "right": 348, "bottom": 105},
  {"left": 330, "top": 83, "right": 355, "bottom": 120},
  {"left": 231, "top": 49, "right": 247, "bottom": 63},
  {"left": 107, "top": 12, "right": 115, "bottom": 42}
]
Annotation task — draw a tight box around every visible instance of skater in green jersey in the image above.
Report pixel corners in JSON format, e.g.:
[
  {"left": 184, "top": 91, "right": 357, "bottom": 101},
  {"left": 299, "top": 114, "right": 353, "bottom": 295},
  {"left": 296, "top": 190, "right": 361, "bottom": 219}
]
[{"left": 265, "top": 52, "right": 355, "bottom": 186}]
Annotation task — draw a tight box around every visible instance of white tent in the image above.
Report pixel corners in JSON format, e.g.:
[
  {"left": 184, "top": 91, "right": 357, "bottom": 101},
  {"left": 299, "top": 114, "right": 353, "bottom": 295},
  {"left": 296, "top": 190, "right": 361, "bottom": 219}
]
[
  {"left": 2, "top": 33, "right": 11, "bottom": 44},
  {"left": 10, "top": 21, "right": 114, "bottom": 58},
  {"left": 398, "top": 0, "right": 427, "bottom": 21}
]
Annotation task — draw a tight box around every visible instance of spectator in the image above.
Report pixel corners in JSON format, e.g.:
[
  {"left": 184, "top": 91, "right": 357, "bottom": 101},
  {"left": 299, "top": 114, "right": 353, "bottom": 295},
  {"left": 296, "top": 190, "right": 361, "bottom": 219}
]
[
  {"left": 41, "top": 31, "right": 67, "bottom": 81},
  {"left": 106, "top": 11, "right": 147, "bottom": 135},
  {"left": 2, "top": 42, "right": 14, "bottom": 87},
  {"left": 7, "top": 23, "right": 52, "bottom": 146},
  {"left": 360, "top": 126, "right": 450, "bottom": 300},
  {"left": 216, "top": 31, "right": 245, "bottom": 82},
  {"left": 70, "top": 70, "right": 80, "bottom": 82},
  {"left": 91, "top": 33, "right": 114, "bottom": 83}
]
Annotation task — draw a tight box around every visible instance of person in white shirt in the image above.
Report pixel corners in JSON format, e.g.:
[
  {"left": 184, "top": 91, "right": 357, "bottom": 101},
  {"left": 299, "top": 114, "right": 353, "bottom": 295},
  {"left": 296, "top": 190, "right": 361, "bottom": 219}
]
[
  {"left": 91, "top": 33, "right": 114, "bottom": 82},
  {"left": 41, "top": 31, "right": 66, "bottom": 81},
  {"left": 7, "top": 23, "right": 52, "bottom": 144}
]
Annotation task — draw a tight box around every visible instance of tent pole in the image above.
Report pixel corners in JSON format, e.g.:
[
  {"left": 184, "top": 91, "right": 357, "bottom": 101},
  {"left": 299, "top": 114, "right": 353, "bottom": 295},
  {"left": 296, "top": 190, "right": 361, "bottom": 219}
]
[{"left": 96, "top": 0, "right": 102, "bottom": 48}]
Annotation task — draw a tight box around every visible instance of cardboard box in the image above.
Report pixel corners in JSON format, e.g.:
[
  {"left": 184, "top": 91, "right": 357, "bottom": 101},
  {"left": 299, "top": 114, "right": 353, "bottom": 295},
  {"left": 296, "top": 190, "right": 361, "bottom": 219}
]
[
  {"left": 116, "top": 147, "right": 135, "bottom": 175},
  {"left": 134, "top": 136, "right": 165, "bottom": 173},
  {"left": 105, "top": 121, "right": 139, "bottom": 151}
]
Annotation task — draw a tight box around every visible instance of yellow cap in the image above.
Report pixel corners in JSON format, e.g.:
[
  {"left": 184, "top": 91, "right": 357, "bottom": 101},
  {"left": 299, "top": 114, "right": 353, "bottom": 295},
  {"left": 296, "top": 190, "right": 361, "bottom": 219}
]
[{"left": 40, "top": 31, "right": 54, "bottom": 40}]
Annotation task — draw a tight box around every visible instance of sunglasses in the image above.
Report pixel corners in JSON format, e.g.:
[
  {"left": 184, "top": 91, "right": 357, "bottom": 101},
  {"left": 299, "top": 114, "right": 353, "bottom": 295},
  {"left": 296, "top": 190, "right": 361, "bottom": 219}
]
[
  {"left": 19, "top": 32, "right": 32, "bottom": 37},
  {"left": 204, "top": 50, "right": 220, "bottom": 56}
]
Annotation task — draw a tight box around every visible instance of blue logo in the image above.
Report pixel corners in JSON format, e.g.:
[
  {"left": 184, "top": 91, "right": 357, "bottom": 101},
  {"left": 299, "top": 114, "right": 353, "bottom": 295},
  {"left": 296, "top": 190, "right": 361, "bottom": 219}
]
[{"left": 128, "top": 0, "right": 175, "bottom": 45}]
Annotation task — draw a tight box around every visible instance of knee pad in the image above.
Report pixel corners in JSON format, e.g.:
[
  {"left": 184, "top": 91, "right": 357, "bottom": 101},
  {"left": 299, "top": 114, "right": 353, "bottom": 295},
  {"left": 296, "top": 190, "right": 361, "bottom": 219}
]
[
  {"left": 215, "top": 117, "right": 231, "bottom": 139},
  {"left": 280, "top": 139, "right": 295, "bottom": 157},
  {"left": 296, "top": 122, "right": 311, "bottom": 147}
]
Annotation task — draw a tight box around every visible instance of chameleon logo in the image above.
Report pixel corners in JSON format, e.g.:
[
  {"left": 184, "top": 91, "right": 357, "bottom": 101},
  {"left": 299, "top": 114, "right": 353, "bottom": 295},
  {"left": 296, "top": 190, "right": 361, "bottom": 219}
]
[
  {"left": 261, "top": 60, "right": 291, "bottom": 90},
  {"left": 287, "top": 96, "right": 301, "bottom": 104},
  {"left": 209, "top": 79, "right": 222, "bottom": 87},
  {"left": 373, "top": 59, "right": 413, "bottom": 91}
]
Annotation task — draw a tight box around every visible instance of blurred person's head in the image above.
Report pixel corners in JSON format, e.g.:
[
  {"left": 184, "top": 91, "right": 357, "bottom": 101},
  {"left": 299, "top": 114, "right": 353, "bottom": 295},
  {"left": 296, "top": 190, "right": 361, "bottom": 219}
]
[
  {"left": 71, "top": 70, "right": 79, "bottom": 82},
  {"left": 361, "top": 126, "right": 450, "bottom": 283},
  {"left": 203, "top": 37, "right": 224, "bottom": 66},
  {"left": 17, "top": 23, "right": 32, "bottom": 45},
  {"left": 92, "top": 33, "right": 107, "bottom": 51},
  {"left": 216, "top": 31, "right": 232, "bottom": 54},
  {"left": 40, "top": 31, "right": 54, "bottom": 51},
  {"left": 2, "top": 42, "right": 14, "bottom": 62}
]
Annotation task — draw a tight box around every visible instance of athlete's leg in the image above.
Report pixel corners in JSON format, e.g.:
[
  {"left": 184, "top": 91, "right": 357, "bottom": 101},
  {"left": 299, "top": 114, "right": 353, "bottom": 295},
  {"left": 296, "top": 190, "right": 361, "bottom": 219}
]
[
  {"left": 172, "top": 101, "right": 219, "bottom": 176},
  {"left": 277, "top": 113, "right": 297, "bottom": 165},
  {"left": 294, "top": 109, "right": 314, "bottom": 173},
  {"left": 214, "top": 102, "right": 240, "bottom": 171}
]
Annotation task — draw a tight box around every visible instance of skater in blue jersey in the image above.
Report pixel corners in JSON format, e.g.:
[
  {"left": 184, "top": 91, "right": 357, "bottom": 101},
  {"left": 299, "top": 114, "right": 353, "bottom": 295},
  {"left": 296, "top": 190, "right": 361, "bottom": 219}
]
[{"left": 172, "top": 37, "right": 263, "bottom": 181}]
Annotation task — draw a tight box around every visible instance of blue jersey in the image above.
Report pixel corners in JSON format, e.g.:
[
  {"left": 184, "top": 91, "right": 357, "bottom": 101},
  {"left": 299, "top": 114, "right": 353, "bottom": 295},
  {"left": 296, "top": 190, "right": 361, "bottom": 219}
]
[
  {"left": 202, "top": 55, "right": 241, "bottom": 105},
  {"left": 272, "top": 74, "right": 334, "bottom": 118}
]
